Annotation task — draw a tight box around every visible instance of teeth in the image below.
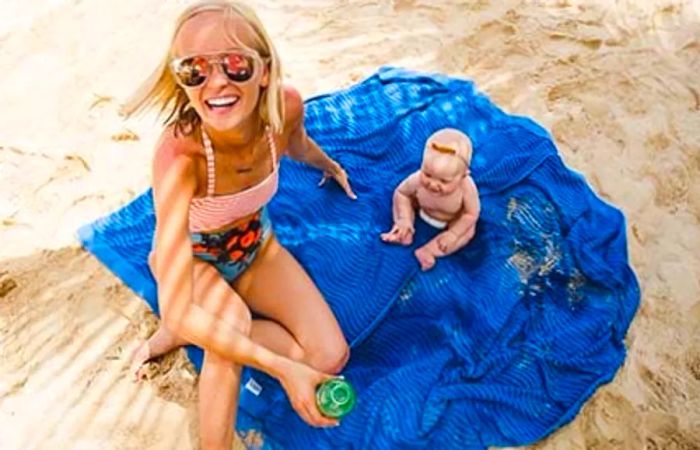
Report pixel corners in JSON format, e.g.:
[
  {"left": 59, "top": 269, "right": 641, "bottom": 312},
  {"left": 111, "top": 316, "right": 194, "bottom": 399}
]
[{"left": 206, "top": 96, "right": 238, "bottom": 107}]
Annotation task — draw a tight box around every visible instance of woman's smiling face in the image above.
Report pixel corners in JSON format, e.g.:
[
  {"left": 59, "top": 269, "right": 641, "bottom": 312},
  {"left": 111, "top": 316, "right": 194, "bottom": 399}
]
[{"left": 172, "top": 11, "right": 269, "bottom": 132}]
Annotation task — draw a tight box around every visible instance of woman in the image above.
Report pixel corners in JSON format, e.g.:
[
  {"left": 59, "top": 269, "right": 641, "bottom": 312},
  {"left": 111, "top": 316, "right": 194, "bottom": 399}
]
[{"left": 123, "top": 2, "right": 355, "bottom": 448}]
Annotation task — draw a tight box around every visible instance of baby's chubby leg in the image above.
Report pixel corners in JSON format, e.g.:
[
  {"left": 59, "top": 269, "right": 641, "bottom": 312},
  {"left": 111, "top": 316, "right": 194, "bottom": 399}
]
[
  {"left": 414, "top": 226, "right": 476, "bottom": 271},
  {"left": 414, "top": 238, "right": 444, "bottom": 271},
  {"left": 436, "top": 226, "right": 475, "bottom": 256}
]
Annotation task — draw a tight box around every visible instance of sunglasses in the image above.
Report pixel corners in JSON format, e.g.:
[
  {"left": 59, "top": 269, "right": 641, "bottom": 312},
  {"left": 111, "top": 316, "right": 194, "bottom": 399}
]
[{"left": 170, "top": 50, "right": 265, "bottom": 88}]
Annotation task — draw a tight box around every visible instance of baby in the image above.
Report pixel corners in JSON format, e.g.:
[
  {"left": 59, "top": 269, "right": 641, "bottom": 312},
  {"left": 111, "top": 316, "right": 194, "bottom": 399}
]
[{"left": 381, "top": 128, "right": 480, "bottom": 271}]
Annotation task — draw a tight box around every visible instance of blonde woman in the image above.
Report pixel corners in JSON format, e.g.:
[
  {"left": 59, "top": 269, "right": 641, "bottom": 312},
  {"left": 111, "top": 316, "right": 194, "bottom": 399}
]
[{"left": 123, "top": 2, "right": 355, "bottom": 448}]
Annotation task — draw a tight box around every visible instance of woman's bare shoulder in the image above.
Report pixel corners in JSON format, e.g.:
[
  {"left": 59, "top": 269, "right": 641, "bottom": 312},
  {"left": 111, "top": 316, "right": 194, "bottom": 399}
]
[
  {"left": 282, "top": 85, "right": 304, "bottom": 129},
  {"left": 154, "top": 125, "right": 202, "bottom": 160},
  {"left": 152, "top": 125, "right": 203, "bottom": 185}
]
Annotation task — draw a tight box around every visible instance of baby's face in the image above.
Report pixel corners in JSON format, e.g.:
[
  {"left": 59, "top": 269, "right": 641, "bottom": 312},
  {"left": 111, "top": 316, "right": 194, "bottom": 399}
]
[{"left": 419, "top": 153, "right": 464, "bottom": 195}]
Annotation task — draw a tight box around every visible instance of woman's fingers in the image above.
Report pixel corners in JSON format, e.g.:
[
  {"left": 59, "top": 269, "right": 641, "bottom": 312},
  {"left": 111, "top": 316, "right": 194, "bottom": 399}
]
[
  {"left": 310, "top": 372, "right": 341, "bottom": 426},
  {"left": 295, "top": 401, "right": 315, "bottom": 426},
  {"left": 342, "top": 180, "right": 358, "bottom": 200},
  {"left": 318, "top": 167, "right": 358, "bottom": 200},
  {"left": 295, "top": 399, "right": 338, "bottom": 428},
  {"left": 336, "top": 170, "right": 357, "bottom": 200},
  {"left": 307, "top": 400, "right": 339, "bottom": 427},
  {"left": 286, "top": 367, "right": 342, "bottom": 428},
  {"left": 306, "top": 401, "right": 338, "bottom": 427}
]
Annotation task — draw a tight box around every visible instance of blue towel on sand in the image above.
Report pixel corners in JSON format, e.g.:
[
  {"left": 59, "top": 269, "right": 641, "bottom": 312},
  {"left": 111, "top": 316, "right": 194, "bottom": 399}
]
[{"left": 78, "top": 67, "right": 639, "bottom": 449}]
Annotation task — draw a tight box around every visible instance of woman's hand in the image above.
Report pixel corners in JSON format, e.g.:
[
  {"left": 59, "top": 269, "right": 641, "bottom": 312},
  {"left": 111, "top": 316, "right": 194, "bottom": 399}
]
[
  {"left": 277, "top": 360, "right": 340, "bottom": 427},
  {"left": 319, "top": 161, "right": 357, "bottom": 200}
]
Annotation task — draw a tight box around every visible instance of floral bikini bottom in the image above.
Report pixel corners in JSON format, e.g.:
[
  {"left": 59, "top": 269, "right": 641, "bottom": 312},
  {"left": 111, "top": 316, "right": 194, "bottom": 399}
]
[{"left": 190, "top": 208, "right": 272, "bottom": 284}]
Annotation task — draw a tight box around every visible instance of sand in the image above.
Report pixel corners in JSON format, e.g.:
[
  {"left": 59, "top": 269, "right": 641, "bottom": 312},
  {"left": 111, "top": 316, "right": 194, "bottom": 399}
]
[{"left": 1, "top": 0, "right": 699, "bottom": 449}]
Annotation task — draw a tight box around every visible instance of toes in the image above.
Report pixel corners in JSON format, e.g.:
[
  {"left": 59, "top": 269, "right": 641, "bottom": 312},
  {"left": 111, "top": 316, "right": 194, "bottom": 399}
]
[{"left": 128, "top": 341, "right": 152, "bottom": 381}]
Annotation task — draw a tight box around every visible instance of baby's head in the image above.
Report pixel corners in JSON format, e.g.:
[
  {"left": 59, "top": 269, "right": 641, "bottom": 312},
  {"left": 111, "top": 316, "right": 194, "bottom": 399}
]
[{"left": 419, "top": 128, "right": 472, "bottom": 195}]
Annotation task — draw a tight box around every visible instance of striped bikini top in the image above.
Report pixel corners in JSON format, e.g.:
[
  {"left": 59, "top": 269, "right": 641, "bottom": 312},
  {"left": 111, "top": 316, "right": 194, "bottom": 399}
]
[{"left": 189, "top": 127, "right": 279, "bottom": 232}]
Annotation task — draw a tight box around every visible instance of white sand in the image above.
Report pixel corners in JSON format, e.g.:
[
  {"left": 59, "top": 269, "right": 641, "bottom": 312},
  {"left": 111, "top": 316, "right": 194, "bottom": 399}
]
[{"left": 1, "top": 1, "right": 699, "bottom": 449}]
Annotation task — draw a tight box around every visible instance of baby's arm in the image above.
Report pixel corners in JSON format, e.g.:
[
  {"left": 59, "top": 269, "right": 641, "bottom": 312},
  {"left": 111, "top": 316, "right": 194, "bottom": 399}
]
[
  {"left": 393, "top": 172, "right": 420, "bottom": 229},
  {"left": 437, "top": 176, "right": 481, "bottom": 254},
  {"left": 381, "top": 171, "right": 420, "bottom": 245}
]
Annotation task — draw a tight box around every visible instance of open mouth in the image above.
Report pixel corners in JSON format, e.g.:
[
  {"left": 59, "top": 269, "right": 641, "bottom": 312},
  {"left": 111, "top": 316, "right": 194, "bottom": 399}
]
[{"left": 205, "top": 95, "right": 240, "bottom": 113}]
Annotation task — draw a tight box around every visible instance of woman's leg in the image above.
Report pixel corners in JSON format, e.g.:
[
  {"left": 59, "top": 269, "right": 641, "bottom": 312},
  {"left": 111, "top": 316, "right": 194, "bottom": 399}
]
[
  {"left": 129, "top": 324, "right": 186, "bottom": 380},
  {"left": 142, "top": 237, "right": 347, "bottom": 447},
  {"left": 160, "top": 258, "right": 252, "bottom": 450},
  {"left": 234, "top": 236, "right": 350, "bottom": 374},
  {"left": 196, "top": 268, "right": 252, "bottom": 450},
  {"left": 199, "top": 350, "right": 241, "bottom": 450},
  {"left": 131, "top": 251, "right": 306, "bottom": 378}
]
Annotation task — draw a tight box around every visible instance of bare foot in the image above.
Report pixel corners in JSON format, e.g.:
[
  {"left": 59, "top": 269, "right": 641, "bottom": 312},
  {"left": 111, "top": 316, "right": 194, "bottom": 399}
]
[
  {"left": 129, "top": 340, "right": 153, "bottom": 381},
  {"left": 128, "top": 325, "right": 188, "bottom": 381},
  {"left": 414, "top": 246, "right": 436, "bottom": 271}
]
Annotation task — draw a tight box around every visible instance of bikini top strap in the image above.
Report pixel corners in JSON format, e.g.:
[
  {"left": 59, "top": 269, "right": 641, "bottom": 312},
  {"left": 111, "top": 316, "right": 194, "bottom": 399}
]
[{"left": 201, "top": 130, "right": 216, "bottom": 196}]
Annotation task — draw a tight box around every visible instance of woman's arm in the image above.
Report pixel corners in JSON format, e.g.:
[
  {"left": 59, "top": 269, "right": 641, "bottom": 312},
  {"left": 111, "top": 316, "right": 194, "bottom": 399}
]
[
  {"left": 284, "top": 87, "right": 357, "bottom": 199},
  {"left": 173, "top": 302, "right": 292, "bottom": 378},
  {"left": 151, "top": 136, "right": 290, "bottom": 379},
  {"left": 285, "top": 87, "right": 335, "bottom": 170}
]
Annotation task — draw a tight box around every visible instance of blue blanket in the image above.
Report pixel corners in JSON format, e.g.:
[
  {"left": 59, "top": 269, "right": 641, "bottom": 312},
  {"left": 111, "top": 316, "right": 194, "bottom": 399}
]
[{"left": 78, "top": 67, "right": 639, "bottom": 449}]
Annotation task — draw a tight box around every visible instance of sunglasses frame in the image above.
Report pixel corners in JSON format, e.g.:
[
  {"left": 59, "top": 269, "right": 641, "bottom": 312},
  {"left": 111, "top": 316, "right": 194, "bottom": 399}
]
[{"left": 169, "top": 48, "right": 268, "bottom": 88}]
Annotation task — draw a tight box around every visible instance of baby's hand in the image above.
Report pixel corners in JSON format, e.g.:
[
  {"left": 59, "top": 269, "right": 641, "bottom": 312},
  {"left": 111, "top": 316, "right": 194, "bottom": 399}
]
[
  {"left": 380, "top": 221, "right": 414, "bottom": 245},
  {"left": 437, "top": 232, "right": 457, "bottom": 253}
]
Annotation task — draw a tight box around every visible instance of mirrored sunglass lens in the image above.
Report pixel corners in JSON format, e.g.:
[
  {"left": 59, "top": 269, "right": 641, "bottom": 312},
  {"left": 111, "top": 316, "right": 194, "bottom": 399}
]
[
  {"left": 176, "top": 57, "right": 208, "bottom": 87},
  {"left": 223, "top": 53, "right": 254, "bottom": 82}
]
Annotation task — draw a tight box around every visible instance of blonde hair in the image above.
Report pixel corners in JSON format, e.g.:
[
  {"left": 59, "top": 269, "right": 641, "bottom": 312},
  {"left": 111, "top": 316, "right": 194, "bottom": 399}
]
[{"left": 122, "top": 1, "right": 284, "bottom": 136}]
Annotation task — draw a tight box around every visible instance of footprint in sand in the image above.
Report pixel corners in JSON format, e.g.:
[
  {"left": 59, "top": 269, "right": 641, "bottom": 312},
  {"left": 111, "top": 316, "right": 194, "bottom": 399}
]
[
  {"left": 686, "top": 348, "right": 700, "bottom": 381},
  {"left": 641, "top": 408, "right": 700, "bottom": 450},
  {"left": 391, "top": 0, "right": 414, "bottom": 12},
  {"left": 581, "top": 390, "right": 643, "bottom": 448},
  {"left": 0, "top": 277, "right": 18, "bottom": 298},
  {"left": 643, "top": 146, "right": 689, "bottom": 210},
  {"left": 637, "top": 362, "right": 685, "bottom": 410}
]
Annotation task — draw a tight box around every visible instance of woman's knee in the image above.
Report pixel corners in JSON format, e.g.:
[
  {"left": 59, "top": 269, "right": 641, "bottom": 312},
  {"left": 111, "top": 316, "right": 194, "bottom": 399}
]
[
  {"left": 230, "top": 305, "right": 253, "bottom": 336},
  {"left": 307, "top": 339, "right": 350, "bottom": 375},
  {"left": 202, "top": 347, "right": 236, "bottom": 369}
]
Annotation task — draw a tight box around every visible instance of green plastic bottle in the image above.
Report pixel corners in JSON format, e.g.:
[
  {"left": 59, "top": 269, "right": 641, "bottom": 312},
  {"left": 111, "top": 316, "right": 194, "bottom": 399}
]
[{"left": 316, "top": 377, "right": 357, "bottom": 419}]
